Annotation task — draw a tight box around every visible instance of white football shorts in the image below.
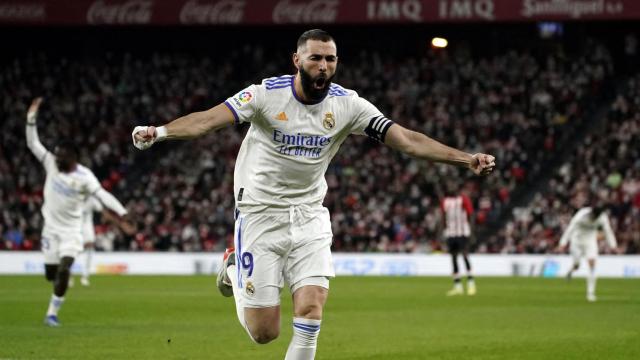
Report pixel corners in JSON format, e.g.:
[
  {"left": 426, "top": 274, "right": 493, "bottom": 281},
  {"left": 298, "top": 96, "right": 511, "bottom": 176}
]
[
  {"left": 41, "top": 225, "right": 83, "bottom": 264},
  {"left": 233, "top": 205, "right": 335, "bottom": 308},
  {"left": 570, "top": 240, "right": 598, "bottom": 262},
  {"left": 82, "top": 221, "right": 96, "bottom": 245}
]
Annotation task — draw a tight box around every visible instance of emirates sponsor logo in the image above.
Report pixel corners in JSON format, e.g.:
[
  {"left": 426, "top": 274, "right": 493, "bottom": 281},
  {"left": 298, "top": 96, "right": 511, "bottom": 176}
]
[
  {"left": 87, "top": 0, "right": 153, "bottom": 24},
  {"left": 179, "top": 0, "right": 245, "bottom": 24},
  {"left": 521, "top": 0, "right": 624, "bottom": 18},
  {"left": 272, "top": 0, "right": 339, "bottom": 24}
]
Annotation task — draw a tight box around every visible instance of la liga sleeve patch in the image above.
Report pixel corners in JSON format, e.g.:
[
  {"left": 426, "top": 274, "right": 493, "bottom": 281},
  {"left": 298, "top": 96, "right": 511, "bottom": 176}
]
[{"left": 229, "top": 90, "right": 254, "bottom": 110}]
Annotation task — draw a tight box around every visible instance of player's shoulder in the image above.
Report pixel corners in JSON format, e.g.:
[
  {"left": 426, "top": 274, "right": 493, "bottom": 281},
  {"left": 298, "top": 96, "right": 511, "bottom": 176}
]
[
  {"left": 575, "top": 207, "right": 591, "bottom": 217},
  {"left": 74, "top": 164, "right": 97, "bottom": 179},
  {"left": 261, "top": 74, "right": 295, "bottom": 91},
  {"left": 327, "top": 82, "right": 357, "bottom": 99}
]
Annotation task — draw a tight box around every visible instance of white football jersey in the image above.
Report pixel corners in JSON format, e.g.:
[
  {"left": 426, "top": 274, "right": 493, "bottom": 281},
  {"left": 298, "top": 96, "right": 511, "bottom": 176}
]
[
  {"left": 225, "top": 74, "right": 393, "bottom": 210},
  {"left": 40, "top": 154, "right": 102, "bottom": 233},
  {"left": 559, "top": 207, "right": 617, "bottom": 248},
  {"left": 82, "top": 196, "right": 104, "bottom": 241}
]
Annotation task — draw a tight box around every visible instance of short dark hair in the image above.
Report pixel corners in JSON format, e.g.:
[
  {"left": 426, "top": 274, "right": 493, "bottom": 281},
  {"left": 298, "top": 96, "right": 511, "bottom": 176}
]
[
  {"left": 296, "top": 29, "right": 335, "bottom": 50},
  {"left": 55, "top": 139, "right": 79, "bottom": 159}
]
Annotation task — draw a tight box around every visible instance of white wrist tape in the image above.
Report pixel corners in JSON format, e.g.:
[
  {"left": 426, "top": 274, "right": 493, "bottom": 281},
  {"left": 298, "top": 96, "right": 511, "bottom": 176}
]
[
  {"left": 155, "top": 126, "right": 168, "bottom": 141},
  {"left": 27, "top": 112, "right": 37, "bottom": 124}
]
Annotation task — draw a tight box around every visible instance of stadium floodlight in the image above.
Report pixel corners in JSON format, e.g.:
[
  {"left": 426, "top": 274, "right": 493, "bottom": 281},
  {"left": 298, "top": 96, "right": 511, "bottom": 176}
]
[{"left": 431, "top": 37, "right": 448, "bottom": 48}]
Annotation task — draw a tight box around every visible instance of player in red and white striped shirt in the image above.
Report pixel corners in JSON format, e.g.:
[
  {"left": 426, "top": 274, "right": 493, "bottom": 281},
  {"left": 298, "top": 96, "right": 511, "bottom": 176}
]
[{"left": 441, "top": 183, "right": 476, "bottom": 296}]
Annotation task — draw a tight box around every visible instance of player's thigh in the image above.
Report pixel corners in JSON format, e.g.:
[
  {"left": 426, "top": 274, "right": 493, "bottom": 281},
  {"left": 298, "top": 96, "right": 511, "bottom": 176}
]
[
  {"left": 286, "top": 208, "right": 334, "bottom": 291},
  {"left": 447, "top": 237, "right": 461, "bottom": 253},
  {"left": 58, "top": 232, "right": 84, "bottom": 260},
  {"left": 584, "top": 241, "right": 598, "bottom": 260},
  {"left": 570, "top": 244, "right": 585, "bottom": 264},
  {"left": 41, "top": 228, "right": 61, "bottom": 265},
  {"left": 235, "top": 211, "right": 289, "bottom": 308},
  {"left": 459, "top": 236, "right": 471, "bottom": 253}
]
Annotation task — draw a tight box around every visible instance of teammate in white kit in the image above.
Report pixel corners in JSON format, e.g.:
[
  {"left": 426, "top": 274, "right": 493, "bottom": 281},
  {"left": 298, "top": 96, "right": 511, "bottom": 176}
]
[
  {"left": 79, "top": 197, "right": 103, "bottom": 286},
  {"left": 73, "top": 197, "right": 135, "bottom": 287},
  {"left": 26, "top": 98, "right": 129, "bottom": 327},
  {"left": 69, "top": 197, "right": 103, "bottom": 288},
  {"left": 557, "top": 204, "right": 617, "bottom": 302},
  {"left": 132, "top": 30, "right": 496, "bottom": 359}
]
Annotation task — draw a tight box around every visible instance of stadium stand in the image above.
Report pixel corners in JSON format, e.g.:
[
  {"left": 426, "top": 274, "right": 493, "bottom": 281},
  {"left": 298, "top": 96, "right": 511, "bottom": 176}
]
[
  {"left": 1, "top": 28, "right": 636, "bottom": 253},
  {"left": 498, "top": 73, "right": 640, "bottom": 254}
]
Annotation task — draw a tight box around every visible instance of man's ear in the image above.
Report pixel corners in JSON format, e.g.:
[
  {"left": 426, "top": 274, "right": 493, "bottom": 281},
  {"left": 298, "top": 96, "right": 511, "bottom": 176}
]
[{"left": 292, "top": 52, "right": 300, "bottom": 70}]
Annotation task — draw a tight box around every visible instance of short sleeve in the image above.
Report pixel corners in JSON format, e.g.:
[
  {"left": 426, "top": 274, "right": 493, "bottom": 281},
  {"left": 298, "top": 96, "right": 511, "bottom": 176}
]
[
  {"left": 86, "top": 171, "right": 102, "bottom": 196},
  {"left": 91, "top": 196, "right": 104, "bottom": 212},
  {"left": 349, "top": 96, "right": 394, "bottom": 142},
  {"left": 224, "top": 84, "right": 261, "bottom": 125}
]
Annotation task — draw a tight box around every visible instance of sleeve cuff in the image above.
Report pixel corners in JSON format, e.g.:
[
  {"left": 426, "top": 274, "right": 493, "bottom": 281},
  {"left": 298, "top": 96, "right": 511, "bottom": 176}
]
[{"left": 224, "top": 101, "right": 240, "bottom": 125}]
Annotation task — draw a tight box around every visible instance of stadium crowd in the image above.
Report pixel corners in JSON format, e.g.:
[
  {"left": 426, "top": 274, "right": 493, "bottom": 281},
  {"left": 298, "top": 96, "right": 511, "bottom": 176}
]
[
  {"left": 1, "top": 35, "right": 634, "bottom": 254},
  {"left": 497, "top": 73, "right": 640, "bottom": 255}
]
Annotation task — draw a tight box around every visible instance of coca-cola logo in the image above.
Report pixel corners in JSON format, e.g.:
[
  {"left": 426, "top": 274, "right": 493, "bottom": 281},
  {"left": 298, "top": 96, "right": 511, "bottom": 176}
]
[
  {"left": 87, "top": 0, "right": 153, "bottom": 24},
  {"left": 273, "top": 0, "right": 339, "bottom": 24},
  {"left": 180, "top": 0, "right": 245, "bottom": 24}
]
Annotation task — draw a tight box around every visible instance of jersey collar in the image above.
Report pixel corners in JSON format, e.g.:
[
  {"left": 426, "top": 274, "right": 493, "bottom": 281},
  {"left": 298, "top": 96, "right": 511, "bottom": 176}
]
[{"left": 291, "top": 76, "right": 327, "bottom": 105}]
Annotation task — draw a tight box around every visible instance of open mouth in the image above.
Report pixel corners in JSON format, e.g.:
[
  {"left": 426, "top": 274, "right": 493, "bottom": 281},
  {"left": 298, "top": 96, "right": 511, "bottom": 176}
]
[{"left": 313, "top": 77, "right": 327, "bottom": 90}]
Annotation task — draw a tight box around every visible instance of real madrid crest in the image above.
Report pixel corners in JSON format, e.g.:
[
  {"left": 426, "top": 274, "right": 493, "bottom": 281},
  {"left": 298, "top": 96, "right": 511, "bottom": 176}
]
[
  {"left": 323, "top": 112, "right": 335, "bottom": 130},
  {"left": 246, "top": 281, "right": 255, "bottom": 296}
]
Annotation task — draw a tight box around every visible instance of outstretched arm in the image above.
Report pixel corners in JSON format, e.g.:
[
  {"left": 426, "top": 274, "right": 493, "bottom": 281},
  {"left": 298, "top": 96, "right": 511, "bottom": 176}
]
[
  {"left": 558, "top": 213, "right": 580, "bottom": 248},
  {"left": 132, "top": 103, "right": 236, "bottom": 150},
  {"left": 101, "top": 209, "right": 136, "bottom": 235},
  {"left": 93, "top": 188, "right": 128, "bottom": 217},
  {"left": 384, "top": 124, "right": 495, "bottom": 176},
  {"left": 25, "top": 97, "right": 51, "bottom": 163},
  {"left": 601, "top": 215, "right": 617, "bottom": 249},
  {"left": 89, "top": 191, "right": 136, "bottom": 235}
]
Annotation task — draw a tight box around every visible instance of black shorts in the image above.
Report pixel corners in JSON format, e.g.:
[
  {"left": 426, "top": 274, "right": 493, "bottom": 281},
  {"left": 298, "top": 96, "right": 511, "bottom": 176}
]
[{"left": 446, "top": 236, "right": 470, "bottom": 253}]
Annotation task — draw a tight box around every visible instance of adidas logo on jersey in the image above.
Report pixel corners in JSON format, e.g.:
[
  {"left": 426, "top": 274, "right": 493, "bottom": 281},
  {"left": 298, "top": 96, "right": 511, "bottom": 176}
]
[{"left": 275, "top": 112, "right": 288, "bottom": 121}]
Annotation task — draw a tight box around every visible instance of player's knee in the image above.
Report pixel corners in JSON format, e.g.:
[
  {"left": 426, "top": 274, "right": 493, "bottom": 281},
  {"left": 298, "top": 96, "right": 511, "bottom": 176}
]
[
  {"left": 249, "top": 326, "right": 279, "bottom": 344},
  {"left": 59, "top": 256, "right": 74, "bottom": 271},
  {"left": 57, "top": 266, "right": 70, "bottom": 278},
  {"left": 294, "top": 302, "right": 323, "bottom": 320}
]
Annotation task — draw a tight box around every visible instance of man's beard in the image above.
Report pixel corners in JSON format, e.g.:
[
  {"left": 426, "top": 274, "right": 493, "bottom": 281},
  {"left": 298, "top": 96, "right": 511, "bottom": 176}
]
[{"left": 299, "top": 66, "right": 334, "bottom": 102}]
